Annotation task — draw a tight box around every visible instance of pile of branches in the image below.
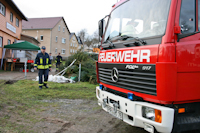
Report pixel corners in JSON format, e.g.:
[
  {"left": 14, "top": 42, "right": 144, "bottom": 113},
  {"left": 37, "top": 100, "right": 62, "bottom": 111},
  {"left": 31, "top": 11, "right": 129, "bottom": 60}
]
[{"left": 60, "top": 51, "right": 97, "bottom": 84}]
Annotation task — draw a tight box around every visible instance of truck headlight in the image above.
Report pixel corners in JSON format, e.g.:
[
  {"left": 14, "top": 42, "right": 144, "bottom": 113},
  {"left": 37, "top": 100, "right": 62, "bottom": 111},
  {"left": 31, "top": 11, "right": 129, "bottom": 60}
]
[
  {"left": 142, "top": 106, "right": 162, "bottom": 123},
  {"left": 142, "top": 106, "right": 155, "bottom": 120}
]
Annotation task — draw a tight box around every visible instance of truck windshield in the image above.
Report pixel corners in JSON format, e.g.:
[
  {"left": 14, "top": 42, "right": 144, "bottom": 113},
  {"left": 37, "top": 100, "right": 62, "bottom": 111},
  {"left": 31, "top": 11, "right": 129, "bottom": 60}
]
[{"left": 104, "top": 0, "right": 171, "bottom": 42}]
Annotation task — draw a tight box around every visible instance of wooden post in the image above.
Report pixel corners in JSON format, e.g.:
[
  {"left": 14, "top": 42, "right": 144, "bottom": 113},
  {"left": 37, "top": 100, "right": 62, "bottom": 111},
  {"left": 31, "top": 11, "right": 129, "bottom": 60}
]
[
  {"left": 4, "top": 61, "right": 6, "bottom": 71},
  {"left": 11, "top": 62, "right": 13, "bottom": 71}
]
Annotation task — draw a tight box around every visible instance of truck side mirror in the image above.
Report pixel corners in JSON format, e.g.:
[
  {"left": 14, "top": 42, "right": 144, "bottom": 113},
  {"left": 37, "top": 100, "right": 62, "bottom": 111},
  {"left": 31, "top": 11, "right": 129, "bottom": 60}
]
[{"left": 98, "top": 19, "right": 104, "bottom": 38}]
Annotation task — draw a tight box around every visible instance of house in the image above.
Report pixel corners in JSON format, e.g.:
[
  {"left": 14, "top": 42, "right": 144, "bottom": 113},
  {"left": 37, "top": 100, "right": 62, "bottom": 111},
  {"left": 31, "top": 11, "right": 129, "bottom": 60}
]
[
  {"left": 22, "top": 17, "right": 70, "bottom": 57},
  {"left": 21, "top": 34, "right": 40, "bottom": 47},
  {"left": 0, "top": 0, "right": 27, "bottom": 61},
  {"left": 18, "top": 34, "right": 40, "bottom": 60},
  {"left": 69, "top": 33, "right": 79, "bottom": 55}
]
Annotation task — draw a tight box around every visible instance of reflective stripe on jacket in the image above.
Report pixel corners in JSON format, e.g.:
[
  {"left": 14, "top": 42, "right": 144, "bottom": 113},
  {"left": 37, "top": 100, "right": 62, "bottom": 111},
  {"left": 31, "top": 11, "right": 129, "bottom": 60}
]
[
  {"left": 34, "top": 52, "right": 52, "bottom": 69},
  {"left": 55, "top": 55, "right": 62, "bottom": 64}
]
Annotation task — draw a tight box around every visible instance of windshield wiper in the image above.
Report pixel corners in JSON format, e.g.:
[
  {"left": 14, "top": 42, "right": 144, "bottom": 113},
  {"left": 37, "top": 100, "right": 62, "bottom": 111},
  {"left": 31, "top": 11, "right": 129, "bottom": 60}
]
[
  {"left": 102, "top": 38, "right": 115, "bottom": 49},
  {"left": 118, "top": 35, "right": 146, "bottom": 46},
  {"left": 106, "top": 40, "right": 115, "bottom": 47}
]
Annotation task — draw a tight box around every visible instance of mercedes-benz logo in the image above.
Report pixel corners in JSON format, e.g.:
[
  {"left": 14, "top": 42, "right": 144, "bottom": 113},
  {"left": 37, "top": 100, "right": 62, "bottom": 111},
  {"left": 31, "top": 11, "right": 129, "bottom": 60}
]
[{"left": 111, "top": 67, "right": 119, "bottom": 82}]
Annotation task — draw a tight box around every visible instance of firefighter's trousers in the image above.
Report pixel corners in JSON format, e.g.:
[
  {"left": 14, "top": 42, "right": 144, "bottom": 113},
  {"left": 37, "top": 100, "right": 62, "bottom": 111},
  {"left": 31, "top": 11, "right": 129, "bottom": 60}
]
[
  {"left": 38, "top": 69, "right": 49, "bottom": 87},
  {"left": 56, "top": 63, "right": 61, "bottom": 71}
]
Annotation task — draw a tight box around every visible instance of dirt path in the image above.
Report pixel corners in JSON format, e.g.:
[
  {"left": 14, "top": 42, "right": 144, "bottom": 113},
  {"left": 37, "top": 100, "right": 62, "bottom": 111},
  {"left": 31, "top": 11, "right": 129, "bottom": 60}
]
[{"left": 31, "top": 99, "right": 148, "bottom": 133}]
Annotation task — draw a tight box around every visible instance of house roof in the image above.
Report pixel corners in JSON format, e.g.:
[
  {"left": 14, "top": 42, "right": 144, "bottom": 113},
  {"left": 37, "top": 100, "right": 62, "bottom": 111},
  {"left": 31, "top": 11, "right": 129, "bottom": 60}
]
[
  {"left": 22, "top": 17, "right": 62, "bottom": 29},
  {"left": 70, "top": 33, "right": 75, "bottom": 40},
  {"left": 77, "top": 36, "right": 83, "bottom": 45},
  {"left": 22, "top": 17, "right": 70, "bottom": 33},
  {"left": 6, "top": 0, "right": 28, "bottom": 21},
  {"left": 21, "top": 34, "right": 40, "bottom": 44},
  {"left": 70, "top": 33, "right": 78, "bottom": 41}
]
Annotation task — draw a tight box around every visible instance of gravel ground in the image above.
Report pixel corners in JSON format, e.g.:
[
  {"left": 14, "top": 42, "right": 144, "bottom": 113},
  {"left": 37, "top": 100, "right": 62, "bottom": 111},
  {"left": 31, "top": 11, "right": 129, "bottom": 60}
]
[
  {"left": 31, "top": 99, "right": 148, "bottom": 133},
  {"left": 33, "top": 99, "right": 199, "bottom": 133}
]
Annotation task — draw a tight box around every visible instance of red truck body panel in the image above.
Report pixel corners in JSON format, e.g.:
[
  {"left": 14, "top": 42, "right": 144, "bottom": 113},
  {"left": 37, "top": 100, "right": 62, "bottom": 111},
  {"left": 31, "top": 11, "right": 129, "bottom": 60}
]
[
  {"left": 97, "top": 0, "right": 200, "bottom": 105},
  {"left": 97, "top": 0, "right": 200, "bottom": 132}
]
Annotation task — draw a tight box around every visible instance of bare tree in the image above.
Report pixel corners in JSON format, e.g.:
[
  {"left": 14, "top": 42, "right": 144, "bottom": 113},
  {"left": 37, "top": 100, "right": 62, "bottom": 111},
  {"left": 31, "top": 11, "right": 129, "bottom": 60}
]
[
  {"left": 85, "top": 36, "right": 92, "bottom": 47},
  {"left": 84, "top": 30, "right": 99, "bottom": 48},
  {"left": 77, "top": 29, "right": 88, "bottom": 51},
  {"left": 77, "top": 29, "right": 88, "bottom": 42},
  {"left": 77, "top": 29, "right": 100, "bottom": 50},
  {"left": 92, "top": 30, "right": 99, "bottom": 45}
]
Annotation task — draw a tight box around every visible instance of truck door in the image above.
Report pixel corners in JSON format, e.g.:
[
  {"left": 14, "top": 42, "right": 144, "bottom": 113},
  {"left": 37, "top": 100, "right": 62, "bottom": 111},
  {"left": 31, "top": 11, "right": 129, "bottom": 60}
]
[{"left": 176, "top": 0, "right": 200, "bottom": 102}]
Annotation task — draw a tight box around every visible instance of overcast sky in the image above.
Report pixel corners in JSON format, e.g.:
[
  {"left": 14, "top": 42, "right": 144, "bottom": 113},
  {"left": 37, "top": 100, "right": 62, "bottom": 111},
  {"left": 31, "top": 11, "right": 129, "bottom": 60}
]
[{"left": 13, "top": 0, "right": 118, "bottom": 35}]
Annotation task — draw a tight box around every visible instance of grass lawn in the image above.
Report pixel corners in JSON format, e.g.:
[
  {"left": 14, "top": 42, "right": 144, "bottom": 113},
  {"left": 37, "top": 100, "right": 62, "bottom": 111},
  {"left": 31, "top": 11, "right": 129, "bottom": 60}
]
[
  {"left": 0, "top": 80, "right": 97, "bottom": 132},
  {"left": 0, "top": 80, "right": 97, "bottom": 100}
]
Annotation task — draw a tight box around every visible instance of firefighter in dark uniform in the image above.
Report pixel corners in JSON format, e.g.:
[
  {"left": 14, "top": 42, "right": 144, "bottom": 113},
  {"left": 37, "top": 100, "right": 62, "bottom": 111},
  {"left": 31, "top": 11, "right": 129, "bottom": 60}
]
[
  {"left": 55, "top": 53, "right": 62, "bottom": 72},
  {"left": 34, "top": 46, "right": 52, "bottom": 89}
]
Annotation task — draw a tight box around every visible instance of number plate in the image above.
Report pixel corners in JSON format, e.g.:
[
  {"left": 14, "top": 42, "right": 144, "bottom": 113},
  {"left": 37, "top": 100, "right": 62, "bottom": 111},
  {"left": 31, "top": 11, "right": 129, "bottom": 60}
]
[{"left": 106, "top": 105, "right": 123, "bottom": 120}]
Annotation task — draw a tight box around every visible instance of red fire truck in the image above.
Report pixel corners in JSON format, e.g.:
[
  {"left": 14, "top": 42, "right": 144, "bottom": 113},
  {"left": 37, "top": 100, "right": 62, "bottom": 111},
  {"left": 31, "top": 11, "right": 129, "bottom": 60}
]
[{"left": 96, "top": 0, "right": 200, "bottom": 133}]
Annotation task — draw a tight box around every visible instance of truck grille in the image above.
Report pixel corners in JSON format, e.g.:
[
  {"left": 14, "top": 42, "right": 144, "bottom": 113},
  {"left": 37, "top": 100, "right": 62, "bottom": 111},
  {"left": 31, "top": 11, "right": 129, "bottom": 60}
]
[{"left": 98, "top": 63, "right": 157, "bottom": 95}]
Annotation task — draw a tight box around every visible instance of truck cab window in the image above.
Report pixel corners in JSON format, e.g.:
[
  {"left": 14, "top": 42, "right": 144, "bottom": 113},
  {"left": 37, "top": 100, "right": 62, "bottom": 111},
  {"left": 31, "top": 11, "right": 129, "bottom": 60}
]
[
  {"left": 109, "top": 18, "right": 120, "bottom": 39},
  {"left": 104, "top": 0, "right": 171, "bottom": 42},
  {"left": 180, "top": 0, "right": 195, "bottom": 34}
]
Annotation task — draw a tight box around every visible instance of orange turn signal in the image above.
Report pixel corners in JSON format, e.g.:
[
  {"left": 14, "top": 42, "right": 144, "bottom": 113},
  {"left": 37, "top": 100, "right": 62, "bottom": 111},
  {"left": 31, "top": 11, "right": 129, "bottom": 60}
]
[
  {"left": 178, "top": 108, "right": 185, "bottom": 113},
  {"left": 155, "top": 109, "right": 162, "bottom": 123}
]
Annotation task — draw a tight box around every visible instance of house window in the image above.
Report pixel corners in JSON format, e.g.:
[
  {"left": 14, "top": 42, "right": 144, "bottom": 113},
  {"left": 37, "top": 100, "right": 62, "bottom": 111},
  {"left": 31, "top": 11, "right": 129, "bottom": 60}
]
[
  {"left": 73, "top": 43, "right": 74, "bottom": 47},
  {"left": 10, "top": 12, "right": 13, "bottom": 22},
  {"left": 63, "top": 27, "right": 65, "bottom": 32},
  {"left": 61, "top": 49, "right": 65, "bottom": 54},
  {"left": 0, "top": 2, "right": 5, "bottom": 16},
  {"left": 0, "top": 36, "right": 3, "bottom": 47},
  {"left": 8, "top": 39, "right": 11, "bottom": 45},
  {"left": 40, "top": 35, "right": 43, "bottom": 41},
  {"left": 55, "top": 48, "right": 57, "bottom": 54},
  {"left": 73, "top": 49, "right": 74, "bottom": 53},
  {"left": 62, "top": 38, "right": 66, "bottom": 43},
  {"left": 16, "top": 17, "right": 19, "bottom": 27},
  {"left": 56, "top": 36, "right": 58, "bottom": 42},
  {"left": 71, "top": 43, "right": 72, "bottom": 46},
  {"left": 58, "top": 25, "right": 60, "bottom": 31},
  {"left": 70, "top": 49, "right": 72, "bottom": 53},
  {"left": 75, "top": 50, "right": 77, "bottom": 53}
]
